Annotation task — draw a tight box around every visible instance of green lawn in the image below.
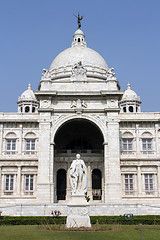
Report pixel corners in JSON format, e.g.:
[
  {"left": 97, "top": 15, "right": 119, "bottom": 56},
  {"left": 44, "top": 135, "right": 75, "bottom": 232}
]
[{"left": 0, "top": 225, "right": 160, "bottom": 240}]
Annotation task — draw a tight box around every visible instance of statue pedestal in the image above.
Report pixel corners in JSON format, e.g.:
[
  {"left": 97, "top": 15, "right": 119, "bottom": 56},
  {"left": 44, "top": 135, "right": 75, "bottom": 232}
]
[{"left": 66, "top": 195, "right": 91, "bottom": 228}]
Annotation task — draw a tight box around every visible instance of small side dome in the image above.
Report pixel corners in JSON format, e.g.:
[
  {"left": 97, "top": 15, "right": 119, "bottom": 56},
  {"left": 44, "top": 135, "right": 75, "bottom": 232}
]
[
  {"left": 17, "top": 83, "right": 39, "bottom": 113},
  {"left": 19, "top": 83, "right": 37, "bottom": 101},
  {"left": 122, "top": 83, "right": 140, "bottom": 101},
  {"left": 119, "top": 83, "right": 141, "bottom": 113}
]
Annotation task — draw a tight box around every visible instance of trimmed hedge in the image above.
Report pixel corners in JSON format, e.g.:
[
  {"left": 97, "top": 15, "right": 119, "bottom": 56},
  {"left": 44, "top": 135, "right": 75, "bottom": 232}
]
[
  {"left": 0, "top": 216, "right": 66, "bottom": 225},
  {"left": 1, "top": 215, "right": 160, "bottom": 225},
  {"left": 90, "top": 215, "right": 160, "bottom": 225}
]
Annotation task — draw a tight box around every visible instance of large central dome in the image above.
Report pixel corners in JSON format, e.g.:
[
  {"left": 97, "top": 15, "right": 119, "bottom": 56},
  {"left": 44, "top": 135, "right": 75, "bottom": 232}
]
[
  {"left": 49, "top": 46, "right": 108, "bottom": 70},
  {"left": 39, "top": 29, "right": 120, "bottom": 92},
  {"left": 49, "top": 29, "right": 108, "bottom": 71}
]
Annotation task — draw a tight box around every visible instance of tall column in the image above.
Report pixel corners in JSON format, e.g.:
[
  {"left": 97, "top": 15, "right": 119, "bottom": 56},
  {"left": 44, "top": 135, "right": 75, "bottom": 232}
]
[
  {"left": 50, "top": 142, "right": 54, "bottom": 202},
  {"left": 155, "top": 124, "right": 159, "bottom": 154},
  {"left": 17, "top": 166, "right": 21, "bottom": 196},
  {"left": 1, "top": 174, "right": 4, "bottom": 194},
  {"left": 37, "top": 113, "right": 51, "bottom": 203},
  {"left": 87, "top": 164, "right": 92, "bottom": 200},
  {"left": 104, "top": 112, "right": 122, "bottom": 203},
  {"left": 137, "top": 166, "right": 142, "bottom": 196},
  {"left": 0, "top": 167, "right": 1, "bottom": 196},
  {"left": 157, "top": 166, "right": 160, "bottom": 196},
  {"left": 101, "top": 164, "right": 105, "bottom": 202},
  {"left": 66, "top": 161, "right": 70, "bottom": 201},
  {"left": 104, "top": 142, "right": 109, "bottom": 203},
  {"left": 136, "top": 124, "right": 140, "bottom": 155},
  {"left": 0, "top": 124, "right": 3, "bottom": 155},
  {"left": 19, "top": 124, "right": 23, "bottom": 155}
]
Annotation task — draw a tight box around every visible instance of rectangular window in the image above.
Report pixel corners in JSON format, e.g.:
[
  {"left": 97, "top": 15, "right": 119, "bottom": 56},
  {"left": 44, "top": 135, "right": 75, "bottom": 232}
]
[
  {"left": 25, "top": 139, "right": 35, "bottom": 154},
  {"left": 122, "top": 139, "right": 133, "bottom": 152},
  {"left": 5, "top": 174, "right": 14, "bottom": 191},
  {"left": 6, "top": 139, "right": 16, "bottom": 154},
  {"left": 144, "top": 174, "right": 154, "bottom": 192},
  {"left": 124, "top": 174, "right": 134, "bottom": 193},
  {"left": 142, "top": 139, "right": 152, "bottom": 153},
  {"left": 25, "top": 175, "right": 34, "bottom": 191}
]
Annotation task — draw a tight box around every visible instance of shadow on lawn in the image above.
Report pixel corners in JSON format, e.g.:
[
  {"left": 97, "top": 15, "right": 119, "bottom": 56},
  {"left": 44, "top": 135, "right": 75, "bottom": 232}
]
[{"left": 38, "top": 218, "right": 122, "bottom": 232}]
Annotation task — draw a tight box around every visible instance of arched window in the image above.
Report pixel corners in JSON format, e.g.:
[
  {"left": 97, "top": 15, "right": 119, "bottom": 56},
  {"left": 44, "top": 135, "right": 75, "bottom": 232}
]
[
  {"left": 5, "top": 132, "right": 17, "bottom": 155},
  {"left": 56, "top": 169, "right": 66, "bottom": 200},
  {"left": 92, "top": 169, "right": 102, "bottom": 200},
  {"left": 24, "top": 132, "right": 36, "bottom": 155},
  {"left": 121, "top": 132, "right": 134, "bottom": 153},
  {"left": 141, "top": 132, "right": 153, "bottom": 154}
]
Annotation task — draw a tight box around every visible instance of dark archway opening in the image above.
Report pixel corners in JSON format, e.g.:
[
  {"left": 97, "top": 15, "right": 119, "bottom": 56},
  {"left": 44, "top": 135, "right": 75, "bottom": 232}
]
[
  {"left": 54, "top": 119, "right": 104, "bottom": 153},
  {"left": 129, "top": 106, "right": 133, "bottom": 112},
  {"left": 25, "top": 106, "right": 30, "bottom": 113},
  {"left": 32, "top": 107, "right": 35, "bottom": 113},
  {"left": 56, "top": 169, "right": 66, "bottom": 200},
  {"left": 92, "top": 169, "right": 102, "bottom": 200},
  {"left": 123, "top": 106, "right": 126, "bottom": 112}
]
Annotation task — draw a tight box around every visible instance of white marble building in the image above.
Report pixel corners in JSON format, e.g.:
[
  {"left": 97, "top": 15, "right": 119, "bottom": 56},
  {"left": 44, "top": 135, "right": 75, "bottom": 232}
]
[{"left": 1, "top": 27, "right": 160, "bottom": 216}]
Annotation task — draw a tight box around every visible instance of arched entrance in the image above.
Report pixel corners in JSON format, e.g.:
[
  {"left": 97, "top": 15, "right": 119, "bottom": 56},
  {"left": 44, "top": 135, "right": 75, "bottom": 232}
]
[{"left": 54, "top": 119, "right": 104, "bottom": 202}]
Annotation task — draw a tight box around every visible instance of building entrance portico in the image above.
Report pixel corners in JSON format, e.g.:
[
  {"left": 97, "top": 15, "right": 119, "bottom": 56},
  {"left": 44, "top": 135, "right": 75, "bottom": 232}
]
[{"left": 54, "top": 118, "right": 104, "bottom": 203}]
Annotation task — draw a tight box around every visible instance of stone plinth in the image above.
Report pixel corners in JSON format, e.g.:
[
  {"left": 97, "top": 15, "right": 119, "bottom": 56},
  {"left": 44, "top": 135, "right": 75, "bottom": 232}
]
[{"left": 66, "top": 195, "right": 91, "bottom": 228}]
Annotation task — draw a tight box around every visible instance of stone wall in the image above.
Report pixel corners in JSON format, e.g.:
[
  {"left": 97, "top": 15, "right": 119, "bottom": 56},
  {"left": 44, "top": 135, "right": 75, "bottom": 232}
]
[{"left": 1, "top": 203, "right": 160, "bottom": 216}]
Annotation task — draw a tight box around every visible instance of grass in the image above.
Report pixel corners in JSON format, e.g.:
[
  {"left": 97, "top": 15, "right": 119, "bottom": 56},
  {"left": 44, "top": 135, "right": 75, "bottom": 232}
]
[{"left": 0, "top": 225, "right": 160, "bottom": 240}]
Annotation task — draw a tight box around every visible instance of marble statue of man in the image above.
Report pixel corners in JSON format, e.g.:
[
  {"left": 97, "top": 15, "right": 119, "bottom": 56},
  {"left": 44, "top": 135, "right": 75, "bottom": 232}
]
[{"left": 69, "top": 154, "right": 87, "bottom": 195}]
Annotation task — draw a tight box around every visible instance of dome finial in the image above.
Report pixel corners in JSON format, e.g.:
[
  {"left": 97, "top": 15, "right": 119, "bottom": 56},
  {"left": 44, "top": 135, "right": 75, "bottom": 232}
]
[
  {"left": 127, "top": 82, "right": 131, "bottom": 89},
  {"left": 74, "top": 12, "right": 84, "bottom": 29},
  {"left": 28, "top": 82, "right": 31, "bottom": 90}
]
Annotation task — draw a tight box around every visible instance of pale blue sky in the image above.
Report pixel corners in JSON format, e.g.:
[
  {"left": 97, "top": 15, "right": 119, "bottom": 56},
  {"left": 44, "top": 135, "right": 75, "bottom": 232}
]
[{"left": 0, "top": 0, "right": 160, "bottom": 112}]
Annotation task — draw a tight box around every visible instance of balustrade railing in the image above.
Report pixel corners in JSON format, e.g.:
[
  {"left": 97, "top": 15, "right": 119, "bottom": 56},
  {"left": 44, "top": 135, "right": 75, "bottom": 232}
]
[
  {"left": 92, "top": 189, "right": 102, "bottom": 200},
  {"left": 55, "top": 149, "right": 103, "bottom": 154}
]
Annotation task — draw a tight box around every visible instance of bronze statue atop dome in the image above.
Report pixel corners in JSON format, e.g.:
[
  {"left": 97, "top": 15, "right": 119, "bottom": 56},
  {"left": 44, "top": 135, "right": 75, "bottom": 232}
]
[{"left": 74, "top": 13, "right": 83, "bottom": 29}]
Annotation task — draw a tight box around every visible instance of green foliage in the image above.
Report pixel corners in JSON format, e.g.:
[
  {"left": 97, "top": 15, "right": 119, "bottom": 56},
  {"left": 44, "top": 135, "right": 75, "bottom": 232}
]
[
  {"left": 85, "top": 196, "right": 90, "bottom": 202},
  {"left": 90, "top": 215, "right": 160, "bottom": 225},
  {"left": 1, "top": 215, "right": 160, "bottom": 226},
  {"left": 0, "top": 216, "right": 66, "bottom": 225}
]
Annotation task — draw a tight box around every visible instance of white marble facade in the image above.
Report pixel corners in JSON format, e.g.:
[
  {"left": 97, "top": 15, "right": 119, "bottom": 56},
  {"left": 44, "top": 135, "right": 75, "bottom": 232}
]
[{"left": 0, "top": 27, "right": 160, "bottom": 216}]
